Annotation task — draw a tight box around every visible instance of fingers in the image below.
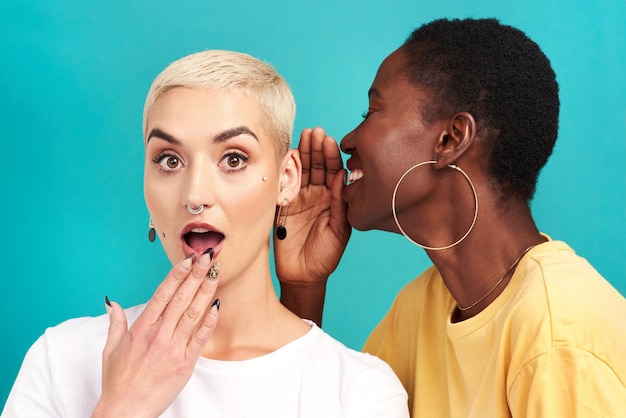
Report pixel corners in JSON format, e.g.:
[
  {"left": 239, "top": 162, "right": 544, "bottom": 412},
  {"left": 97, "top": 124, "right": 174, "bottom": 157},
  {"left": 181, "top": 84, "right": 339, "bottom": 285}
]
[
  {"left": 138, "top": 248, "right": 216, "bottom": 332},
  {"left": 322, "top": 135, "right": 344, "bottom": 189},
  {"left": 186, "top": 299, "right": 220, "bottom": 357},
  {"left": 330, "top": 168, "right": 352, "bottom": 241},
  {"left": 103, "top": 299, "right": 128, "bottom": 359},
  {"left": 139, "top": 254, "right": 198, "bottom": 325},
  {"left": 173, "top": 260, "right": 220, "bottom": 343},
  {"left": 299, "top": 128, "right": 312, "bottom": 187},
  {"left": 308, "top": 127, "right": 327, "bottom": 186},
  {"left": 299, "top": 127, "right": 344, "bottom": 188},
  {"left": 159, "top": 251, "right": 216, "bottom": 329}
]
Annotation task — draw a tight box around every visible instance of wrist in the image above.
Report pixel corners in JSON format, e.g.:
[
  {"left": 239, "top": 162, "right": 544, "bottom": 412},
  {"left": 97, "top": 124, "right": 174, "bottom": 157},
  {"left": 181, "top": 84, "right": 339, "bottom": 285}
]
[
  {"left": 92, "top": 396, "right": 154, "bottom": 418},
  {"left": 279, "top": 280, "right": 328, "bottom": 326},
  {"left": 279, "top": 278, "right": 328, "bottom": 292}
]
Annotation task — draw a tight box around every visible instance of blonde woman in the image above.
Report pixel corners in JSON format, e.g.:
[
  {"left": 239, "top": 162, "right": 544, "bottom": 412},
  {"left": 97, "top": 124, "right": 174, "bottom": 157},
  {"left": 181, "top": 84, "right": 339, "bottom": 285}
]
[{"left": 3, "top": 50, "right": 408, "bottom": 418}]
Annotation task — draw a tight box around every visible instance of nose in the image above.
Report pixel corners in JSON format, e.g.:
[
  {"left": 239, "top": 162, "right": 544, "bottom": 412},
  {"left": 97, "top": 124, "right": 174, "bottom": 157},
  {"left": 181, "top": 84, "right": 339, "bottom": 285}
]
[
  {"left": 182, "top": 162, "right": 216, "bottom": 211},
  {"left": 340, "top": 126, "right": 358, "bottom": 154}
]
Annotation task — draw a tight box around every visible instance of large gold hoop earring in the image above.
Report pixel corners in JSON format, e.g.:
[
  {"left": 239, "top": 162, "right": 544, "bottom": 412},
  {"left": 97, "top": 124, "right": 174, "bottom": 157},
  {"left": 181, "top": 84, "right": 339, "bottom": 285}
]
[{"left": 391, "top": 160, "right": 478, "bottom": 251}]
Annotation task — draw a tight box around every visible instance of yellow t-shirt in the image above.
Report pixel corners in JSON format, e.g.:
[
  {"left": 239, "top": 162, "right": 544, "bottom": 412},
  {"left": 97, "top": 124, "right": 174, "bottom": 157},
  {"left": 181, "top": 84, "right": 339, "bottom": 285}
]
[{"left": 364, "top": 240, "right": 626, "bottom": 417}]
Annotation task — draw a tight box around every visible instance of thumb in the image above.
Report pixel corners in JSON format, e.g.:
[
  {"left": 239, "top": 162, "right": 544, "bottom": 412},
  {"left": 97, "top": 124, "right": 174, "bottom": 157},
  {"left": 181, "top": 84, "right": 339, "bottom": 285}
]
[
  {"left": 103, "top": 296, "right": 128, "bottom": 356},
  {"left": 329, "top": 169, "right": 351, "bottom": 240}
]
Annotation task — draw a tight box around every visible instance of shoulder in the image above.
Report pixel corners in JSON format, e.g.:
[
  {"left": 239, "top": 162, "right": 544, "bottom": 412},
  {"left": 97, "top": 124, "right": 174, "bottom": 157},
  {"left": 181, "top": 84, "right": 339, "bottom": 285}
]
[
  {"left": 3, "top": 305, "right": 146, "bottom": 417},
  {"left": 392, "top": 266, "right": 446, "bottom": 310},
  {"left": 507, "top": 241, "right": 626, "bottom": 378},
  {"left": 511, "top": 240, "right": 625, "bottom": 336},
  {"left": 509, "top": 345, "right": 626, "bottom": 415},
  {"left": 305, "top": 325, "right": 408, "bottom": 416},
  {"left": 42, "top": 304, "right": 145, "bottom": 348},
  {"left": 375, "top": 265, "right": 450, "bottom": 330},
  {"left": 306, "top": 324, "right": 398, "bottom": 374},
  {"left": 28, "top": 304, "right": 146, "bottom": 371},
  {"left": 306, "top": 324, "right": 406, "bottom": 389},
  {"left": 363, "top": 266, "right": 448, "bottom": 361}
]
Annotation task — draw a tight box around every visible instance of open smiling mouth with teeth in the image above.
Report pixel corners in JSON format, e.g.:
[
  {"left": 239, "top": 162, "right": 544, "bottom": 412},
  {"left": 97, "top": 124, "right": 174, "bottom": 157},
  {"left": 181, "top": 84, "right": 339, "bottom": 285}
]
[
  {"left": 183, "top": 228, "right": 225, "bottom": 254},
  {"left": 347, "top": 169, "right": 364, "bottom": 185}
]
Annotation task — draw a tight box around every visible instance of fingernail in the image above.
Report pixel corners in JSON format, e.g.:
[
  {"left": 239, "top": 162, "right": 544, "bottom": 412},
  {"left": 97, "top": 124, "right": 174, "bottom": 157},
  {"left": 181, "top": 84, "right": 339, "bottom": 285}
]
[
  {"left": 104, "top": 295, "right": 112, "bottom": 315},
  {"left": 207, "top": 262, "right": 220, "bottom": 280},
  {"left": 210, "top": 299, "right": 220, "bottom": 312},
  {"left": 181, "top": 253, "right": 196, "bottom": 269},
  {"left": 198, "top": 247, "right": 214, "bottom": 267}
]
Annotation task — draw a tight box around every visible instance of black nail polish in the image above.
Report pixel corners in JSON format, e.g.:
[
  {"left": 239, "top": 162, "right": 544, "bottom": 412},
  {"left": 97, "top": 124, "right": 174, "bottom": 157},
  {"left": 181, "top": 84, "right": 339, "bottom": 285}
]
[
  {"left": 104, "top": 295, "right": 111, "bottom": 307},
  {"left": 204, "top": 247, "right": 214, "bottom": 260},
  {"left": 211, "top": 299, "right": 220, "bottom": 311},
  {"left": 186, "top": 253, "right": 197, "bottom": 262}
]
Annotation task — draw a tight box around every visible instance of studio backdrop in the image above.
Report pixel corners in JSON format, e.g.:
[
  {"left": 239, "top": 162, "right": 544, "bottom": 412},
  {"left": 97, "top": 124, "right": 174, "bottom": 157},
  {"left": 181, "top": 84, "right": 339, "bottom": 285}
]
[{"left": 1, "top": 0, "right": 624, "bottom": 408}]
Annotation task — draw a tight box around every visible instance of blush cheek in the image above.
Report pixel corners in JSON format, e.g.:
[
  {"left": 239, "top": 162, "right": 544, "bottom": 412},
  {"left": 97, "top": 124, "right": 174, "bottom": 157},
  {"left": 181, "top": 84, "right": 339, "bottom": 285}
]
[
  {"left": 144, "top": 181, "right": 180, "bottom": 257},
  {"left": 235, "top": 187, "right": 276, "bottom": 231}
]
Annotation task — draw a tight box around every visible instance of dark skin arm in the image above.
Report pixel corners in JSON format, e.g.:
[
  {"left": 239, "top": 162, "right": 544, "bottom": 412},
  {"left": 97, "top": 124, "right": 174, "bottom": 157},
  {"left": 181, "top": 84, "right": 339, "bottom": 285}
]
[{"left": 274, "top": 127, "right": 351, "bottom": 326}]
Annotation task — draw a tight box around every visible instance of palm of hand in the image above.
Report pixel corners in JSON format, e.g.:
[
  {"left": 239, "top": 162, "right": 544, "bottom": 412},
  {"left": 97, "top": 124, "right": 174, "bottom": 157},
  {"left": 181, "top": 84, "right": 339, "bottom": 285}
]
[{"left": 275, "top": 182, "right": 350, "bottom": 284}]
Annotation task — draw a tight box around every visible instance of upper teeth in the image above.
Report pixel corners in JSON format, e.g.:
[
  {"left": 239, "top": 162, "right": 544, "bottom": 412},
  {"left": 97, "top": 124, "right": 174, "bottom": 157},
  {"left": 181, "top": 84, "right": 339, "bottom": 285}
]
[
  {"left": 191, "top": 228, "right": 209, "bottom": 233},
  {"left": 347, "top": 170, "right": 364, "bottom": 184}
]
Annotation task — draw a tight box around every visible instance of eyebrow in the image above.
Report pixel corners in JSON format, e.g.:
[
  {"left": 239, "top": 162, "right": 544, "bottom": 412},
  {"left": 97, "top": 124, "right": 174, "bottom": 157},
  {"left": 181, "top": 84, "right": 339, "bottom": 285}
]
[
  {"left": 368, "top": 87, "right": 382, "bottom": 99},
  {"left": 146, "top": 125, "right": 259, "bottom": 145},
  {"left": 214, "top": 126, "right": 259, "bottom": 143},
  {"left": 147, "top": 128, "right": 181, "bottom": 145}
]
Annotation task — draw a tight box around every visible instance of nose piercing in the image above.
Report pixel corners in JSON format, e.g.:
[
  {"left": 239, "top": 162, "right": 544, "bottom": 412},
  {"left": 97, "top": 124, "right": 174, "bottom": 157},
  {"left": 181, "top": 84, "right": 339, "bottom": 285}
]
[{"left": 187, "top": 204, "right": 204, "bottom": 215}]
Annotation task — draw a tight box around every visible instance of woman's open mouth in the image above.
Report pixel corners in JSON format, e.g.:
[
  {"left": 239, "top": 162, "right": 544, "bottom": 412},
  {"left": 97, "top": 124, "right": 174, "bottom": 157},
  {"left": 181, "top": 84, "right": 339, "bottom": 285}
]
[
  {"left": 342, "top": 168, "right": 364, "bottom": 204},
  {"left": 346, "top": 169, "right": 364, "bottom": 184},
  {"left": 181, "top": 224, "right": 225, "bottom": 256}
]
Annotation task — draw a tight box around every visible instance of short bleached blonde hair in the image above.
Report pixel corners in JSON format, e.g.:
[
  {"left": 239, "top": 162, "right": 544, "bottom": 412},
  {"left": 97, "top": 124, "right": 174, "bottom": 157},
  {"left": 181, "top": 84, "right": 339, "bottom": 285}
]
[{"left": 143, "top": 50, "right": 295, "bottom": 157}]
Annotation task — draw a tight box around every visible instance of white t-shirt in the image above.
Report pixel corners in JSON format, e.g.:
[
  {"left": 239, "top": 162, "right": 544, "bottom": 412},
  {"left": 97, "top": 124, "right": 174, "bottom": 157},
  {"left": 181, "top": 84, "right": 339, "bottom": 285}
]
[{"left": 2, "top": 305, "right": 408, "bottom": 418}]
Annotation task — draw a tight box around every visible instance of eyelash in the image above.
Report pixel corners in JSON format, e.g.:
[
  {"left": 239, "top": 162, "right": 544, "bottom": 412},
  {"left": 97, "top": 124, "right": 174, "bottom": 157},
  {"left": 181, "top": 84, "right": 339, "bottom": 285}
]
[
  {"left": 150, "top": 150, "right": 250, "bottom": 173},
  {"left": 361, "top": 111, "right": 371, "bottom": 120},
  {"left": 221, "top": 150, "right": 249, "bottom": 172},
  {"left": 152, "top": 152, "right": 182, "bottom": 173}
]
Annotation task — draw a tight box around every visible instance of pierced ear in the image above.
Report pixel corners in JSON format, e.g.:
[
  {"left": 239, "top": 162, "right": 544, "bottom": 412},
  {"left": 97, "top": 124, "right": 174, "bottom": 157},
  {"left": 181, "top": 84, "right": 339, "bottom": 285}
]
[
  {"left": 434, "top": 111, "right": 476, "bottom": 168},
  {"left": 277, "top": 149, "right": 302, "bottom": 204}
]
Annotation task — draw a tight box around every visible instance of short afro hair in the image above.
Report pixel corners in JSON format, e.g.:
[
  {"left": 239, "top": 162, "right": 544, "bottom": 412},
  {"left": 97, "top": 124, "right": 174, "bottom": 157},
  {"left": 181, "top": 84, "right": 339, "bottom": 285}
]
[{"left": 402, "top": 18, "right": 559, "bottom": 202}]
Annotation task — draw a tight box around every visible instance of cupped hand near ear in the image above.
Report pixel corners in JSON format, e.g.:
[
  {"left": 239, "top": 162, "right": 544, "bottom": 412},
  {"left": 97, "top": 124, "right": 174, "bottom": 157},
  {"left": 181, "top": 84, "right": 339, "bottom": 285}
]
[
  {"left": 275, "top": 127, "right": 351, "bottom": 285},
  {"left": 92, "top": 252, "right": 219, "bottom": 418}
]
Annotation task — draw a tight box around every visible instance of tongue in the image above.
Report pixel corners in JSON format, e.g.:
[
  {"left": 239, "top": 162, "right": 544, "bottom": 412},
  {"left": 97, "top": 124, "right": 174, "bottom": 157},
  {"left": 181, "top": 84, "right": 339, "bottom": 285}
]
[{"left": 186, "top": 232, "right": 223, "bottom": 253}]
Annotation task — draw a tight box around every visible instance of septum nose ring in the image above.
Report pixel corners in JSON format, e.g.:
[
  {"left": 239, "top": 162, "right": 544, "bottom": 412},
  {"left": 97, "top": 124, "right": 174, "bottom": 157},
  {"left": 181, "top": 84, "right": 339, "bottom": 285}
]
[{"left": 187, "top": 204, "right": 204, "bottom": 215}]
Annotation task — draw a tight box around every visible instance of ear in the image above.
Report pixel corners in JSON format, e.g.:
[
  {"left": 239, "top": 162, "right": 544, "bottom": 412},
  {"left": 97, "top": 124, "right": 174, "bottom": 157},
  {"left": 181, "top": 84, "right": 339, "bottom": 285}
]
[
  {"left": 433, "top": 111, "right": 476, "bottom": 169},
  {"left": 277, "top": 149, "right": 302, "bottom": 205}
]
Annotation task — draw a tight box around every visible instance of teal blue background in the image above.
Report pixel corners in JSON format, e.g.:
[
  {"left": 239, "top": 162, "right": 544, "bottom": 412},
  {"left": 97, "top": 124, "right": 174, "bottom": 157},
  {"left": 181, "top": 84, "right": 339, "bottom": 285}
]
[{"left": 1, "top": 0, "right": 624, "bottom": 408}]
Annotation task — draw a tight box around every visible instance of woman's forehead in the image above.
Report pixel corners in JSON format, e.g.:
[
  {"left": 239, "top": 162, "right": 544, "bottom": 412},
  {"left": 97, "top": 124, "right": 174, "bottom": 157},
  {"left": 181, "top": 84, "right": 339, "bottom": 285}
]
[{"left": 148, "top": 88, "right": 265, "bottom": 135}]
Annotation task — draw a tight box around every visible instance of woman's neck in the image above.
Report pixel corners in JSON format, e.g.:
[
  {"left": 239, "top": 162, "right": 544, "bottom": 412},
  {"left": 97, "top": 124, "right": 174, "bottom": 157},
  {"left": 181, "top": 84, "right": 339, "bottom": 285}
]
[
  {"left": 200, "top": 263, "right": 311, "bottom": 360},
  {"left": 429, "top": 199, "right": 546, "bottom": 322}
]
